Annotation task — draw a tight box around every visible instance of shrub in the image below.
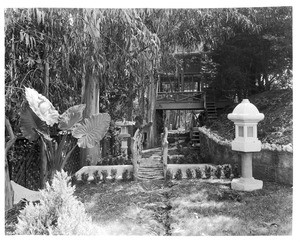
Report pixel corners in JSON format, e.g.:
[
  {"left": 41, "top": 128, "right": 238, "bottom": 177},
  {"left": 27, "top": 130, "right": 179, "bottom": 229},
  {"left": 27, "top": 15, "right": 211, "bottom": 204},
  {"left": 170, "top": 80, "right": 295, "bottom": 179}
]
[
  {"left": 186, "top": 168, "right": 193, "bottom": 179},
  {"left": 204, "top": 166, "right": 211, "bottom": 179},
  {"left": 232, "top": 164, "right": 240, "bottom": 178},
  {"left": 223, "top": 164, "right": 232, "bottom": 179},
  {"left": 215, "top": 165, "right": 222, "bottom": 179},
  {"left": 166, "top": 169, "right": 173, "bottom": 181},
  {"left": 122, "top": 169, "right": 129, "bottom": 182},
  {"left": 195, "top": 168, "right": 202, "bottom": 179},
  {"left": 110, "top": 169, "right": 117, "bottom": 182},
  {"left": 92, "top": 170, "right": 101, "bottom": 184},
  {"left": 101, "top": 170, "right": 108, "bottom": 183},
  {"left": 178, "top": 156, "right": 185, "bottom": 164},
  {"left": 15, "top": 170, "right": 100, "bottom": 235},
  {"left": 178, "top": 147, "right": 204, "bottom": 164},
  {"left": 71, "top": 174, "right": 77, "bottom": 186},
  {"left": 210, "top": 166, "right": 217, "bottom": 179},
  {"left": 81, "top": 173, "right": 89, "bottom": 183},
  {"left": 101, "top": 155, "right": 129, "bottom": 166},
  {"left": 174, "top": 169, "right": 182, "bottom": 180},
  {"left": 129, "top": 171, "right": 134, "bottom": 181}
]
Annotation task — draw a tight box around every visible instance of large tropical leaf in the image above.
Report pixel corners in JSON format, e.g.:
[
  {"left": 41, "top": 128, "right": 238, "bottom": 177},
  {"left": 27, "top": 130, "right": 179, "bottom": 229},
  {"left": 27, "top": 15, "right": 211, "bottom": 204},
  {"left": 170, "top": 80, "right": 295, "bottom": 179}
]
[
  {"left": 20, "top": 106, "right": 48, "bottom": 141},
  {"left": 58, "top": 104, "right": 86, "bottom": 130},
  {"left": 25, "top": 87, "right": 59, "bottom": 126},
  {"left": 72, "top": 113, "right": 111, "bottom": 148}
]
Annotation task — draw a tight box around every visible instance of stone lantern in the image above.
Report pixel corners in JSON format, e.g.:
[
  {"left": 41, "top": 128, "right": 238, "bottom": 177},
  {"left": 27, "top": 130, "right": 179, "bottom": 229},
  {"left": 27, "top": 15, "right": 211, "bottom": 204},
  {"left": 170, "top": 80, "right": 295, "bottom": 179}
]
[
  {"left": 115, "top": 119, "right": 135, "bottom": 160},
  {"left": 227, "top": 99, "right": 264, "bottom": 191}
]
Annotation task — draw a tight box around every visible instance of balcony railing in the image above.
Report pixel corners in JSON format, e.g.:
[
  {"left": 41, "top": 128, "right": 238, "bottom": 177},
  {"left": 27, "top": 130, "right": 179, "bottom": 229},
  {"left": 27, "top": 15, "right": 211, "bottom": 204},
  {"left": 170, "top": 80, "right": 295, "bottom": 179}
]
[{"left": 157, "top": 91, "right": 205, "bottom": 103}]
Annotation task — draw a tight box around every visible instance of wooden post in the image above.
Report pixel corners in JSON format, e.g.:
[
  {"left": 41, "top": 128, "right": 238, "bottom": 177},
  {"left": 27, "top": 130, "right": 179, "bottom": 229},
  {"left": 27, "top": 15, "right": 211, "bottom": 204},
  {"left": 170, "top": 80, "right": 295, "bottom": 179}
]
[
  {"left": 162, "top": 127, "right": 169, "bottom": 179},
  {"left": 130, "top": 128, "right": 143, "bottom": 181}
]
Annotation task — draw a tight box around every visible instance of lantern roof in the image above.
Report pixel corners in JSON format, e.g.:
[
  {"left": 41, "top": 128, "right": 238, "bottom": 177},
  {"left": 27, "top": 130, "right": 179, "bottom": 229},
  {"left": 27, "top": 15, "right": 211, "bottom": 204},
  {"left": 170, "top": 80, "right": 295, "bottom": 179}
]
[{"left": 228, "top": 99, "right": 264, "bottom": 122}]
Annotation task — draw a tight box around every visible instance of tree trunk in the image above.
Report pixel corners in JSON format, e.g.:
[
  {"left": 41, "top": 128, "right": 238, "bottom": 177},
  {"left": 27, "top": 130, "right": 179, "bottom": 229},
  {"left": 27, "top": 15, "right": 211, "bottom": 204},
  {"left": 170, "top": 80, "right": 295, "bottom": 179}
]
[
  {"left": 147, "top": 69, "right": 157, "bottom": 148},
  {"left": 5, "top": 118, "right": 16, "bottom": 211},
  {"left": 140, "top": 84, "right": 145, "bottom": 119},
  {"left": 80, "top": 67, "right": 100, "bottom": 166},
  {"left": 126, "top": 75, "right": 134, "bottom": 121}
]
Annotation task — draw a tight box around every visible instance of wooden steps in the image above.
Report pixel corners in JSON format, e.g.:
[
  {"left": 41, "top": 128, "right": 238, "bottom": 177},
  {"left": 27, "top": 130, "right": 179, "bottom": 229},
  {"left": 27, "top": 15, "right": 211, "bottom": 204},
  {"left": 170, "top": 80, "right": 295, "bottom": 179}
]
[
  {"left": 191, "top": 128, "right": 200, "bottom": 148},
  {"left": 206, "top": 101, "right": 218, "bottom": 120}
]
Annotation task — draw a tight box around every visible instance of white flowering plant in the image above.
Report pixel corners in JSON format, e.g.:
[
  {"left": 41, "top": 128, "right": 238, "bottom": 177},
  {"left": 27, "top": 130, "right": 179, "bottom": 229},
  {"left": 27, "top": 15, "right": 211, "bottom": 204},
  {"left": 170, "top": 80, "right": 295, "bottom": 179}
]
[{"left": 20, "top": 87, "right": 111, "bottom": 179}]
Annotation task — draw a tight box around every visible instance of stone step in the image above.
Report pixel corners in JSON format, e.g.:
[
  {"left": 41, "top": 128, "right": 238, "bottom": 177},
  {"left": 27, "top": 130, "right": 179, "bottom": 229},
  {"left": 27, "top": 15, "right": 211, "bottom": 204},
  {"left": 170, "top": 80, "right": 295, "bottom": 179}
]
[
  {"left": 139, "top": 162, "right": 162, "bottom": 166},
  {"left": 137, "top": 176, "right": 164, "bottom": 181},
  {"left": 138, "top": 173, "right": 164, "bottom": 178},
  {"left": 138, "top": 173, "right": 163, "bottom": 177},
  {"left": 139, "top": 164, "right": 163, "bottom": 168},
  {"left": 138, "top": 169, "right": 163, "bottom": 173}
]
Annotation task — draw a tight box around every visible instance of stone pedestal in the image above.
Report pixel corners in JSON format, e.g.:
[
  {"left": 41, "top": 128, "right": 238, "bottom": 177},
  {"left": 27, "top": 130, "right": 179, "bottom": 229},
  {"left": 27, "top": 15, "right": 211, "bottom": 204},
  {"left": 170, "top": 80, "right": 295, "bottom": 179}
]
[
  {"left": 121, "top": 140, "right": 128, "bottom": 159},
  {"left": 231, "top": 152, "right": 263, "bottom": 191},
  {"left": 231, "top": 177, "right": 263, "bottom": 191}
]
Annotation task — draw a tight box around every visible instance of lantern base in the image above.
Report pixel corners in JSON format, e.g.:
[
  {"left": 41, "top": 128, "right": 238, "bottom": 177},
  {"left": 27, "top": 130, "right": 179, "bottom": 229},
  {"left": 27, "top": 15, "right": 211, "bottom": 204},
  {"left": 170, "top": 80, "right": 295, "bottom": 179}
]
[{"left": 231, "top": 177, "right": 263, "bottom": 191}]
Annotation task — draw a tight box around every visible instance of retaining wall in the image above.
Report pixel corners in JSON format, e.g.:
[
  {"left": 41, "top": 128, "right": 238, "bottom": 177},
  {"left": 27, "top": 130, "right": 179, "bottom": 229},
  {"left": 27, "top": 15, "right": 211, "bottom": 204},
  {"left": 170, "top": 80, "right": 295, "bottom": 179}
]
[{"left": 197, "top": 127, "right": 293, "bottom": 185}]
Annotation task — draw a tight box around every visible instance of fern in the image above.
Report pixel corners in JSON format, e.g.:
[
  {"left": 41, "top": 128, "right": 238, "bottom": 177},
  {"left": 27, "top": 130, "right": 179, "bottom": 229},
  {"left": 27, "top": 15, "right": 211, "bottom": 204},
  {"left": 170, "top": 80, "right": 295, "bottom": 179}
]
[{"left": 16, "top": 170, "right": 101, "bottom": 235}]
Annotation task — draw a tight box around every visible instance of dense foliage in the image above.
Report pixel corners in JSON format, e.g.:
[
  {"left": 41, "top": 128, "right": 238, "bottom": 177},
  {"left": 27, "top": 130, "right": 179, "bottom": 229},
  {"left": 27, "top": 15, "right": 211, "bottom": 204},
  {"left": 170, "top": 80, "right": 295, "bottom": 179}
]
[
  {"left": 5, "top": 7, "right": 292, "bottom": 130},
  {"left": 211, "top": 7, "right": 292, "bottom": 100}
]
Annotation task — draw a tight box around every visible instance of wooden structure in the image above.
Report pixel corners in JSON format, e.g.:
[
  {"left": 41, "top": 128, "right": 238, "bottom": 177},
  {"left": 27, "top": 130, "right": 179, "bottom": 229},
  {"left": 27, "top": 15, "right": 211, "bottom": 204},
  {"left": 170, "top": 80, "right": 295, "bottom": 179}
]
[
  {"left": 156, "top": 51, "right": 231, "bottom": 114},
  {"left": 147, "top": 49, "right": 232, "bottom": 148},
  {"left": 156, "top": 72, "right": 206, "bottom": 111}
]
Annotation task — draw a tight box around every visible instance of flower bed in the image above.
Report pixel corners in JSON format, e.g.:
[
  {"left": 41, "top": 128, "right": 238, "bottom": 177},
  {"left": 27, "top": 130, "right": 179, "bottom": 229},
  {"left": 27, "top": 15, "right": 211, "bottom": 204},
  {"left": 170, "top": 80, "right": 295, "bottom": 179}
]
[
  {"left": 75, "top": 165, "right": 133, "bottom": 181},
  {"left": 166, "top": 163, "right": 237, "bottom": 181}
]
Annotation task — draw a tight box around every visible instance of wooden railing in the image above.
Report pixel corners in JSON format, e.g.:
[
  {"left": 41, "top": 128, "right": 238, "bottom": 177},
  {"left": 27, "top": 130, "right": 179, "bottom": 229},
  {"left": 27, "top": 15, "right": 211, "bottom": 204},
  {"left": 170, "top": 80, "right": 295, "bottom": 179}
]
[
  {"left": 157, "top": 91, "right": 205, "bottom": 103},
  {"left": 161, "top": 127, "right": 168, "bottom": 179}
]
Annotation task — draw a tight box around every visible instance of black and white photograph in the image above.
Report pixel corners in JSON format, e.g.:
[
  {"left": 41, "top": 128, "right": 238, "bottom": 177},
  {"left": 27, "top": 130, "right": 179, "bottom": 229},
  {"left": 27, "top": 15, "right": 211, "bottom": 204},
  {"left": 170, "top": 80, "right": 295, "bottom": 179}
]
[{"left": 3, "top": 1, "right": 297, "bottom": 238}]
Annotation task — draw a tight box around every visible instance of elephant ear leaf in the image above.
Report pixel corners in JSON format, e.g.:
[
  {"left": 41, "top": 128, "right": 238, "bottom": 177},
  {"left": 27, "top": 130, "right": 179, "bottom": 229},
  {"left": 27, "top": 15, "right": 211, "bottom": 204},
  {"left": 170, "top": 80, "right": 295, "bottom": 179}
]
[
  {"left": 58, "top": 104, "right": 86, "bottom": 130},
  {"left": 20, "top": 106, "right": 48, "bottom": 141},
  {"left": 72, "top": 113, "right": 111, "bottom": 148}
]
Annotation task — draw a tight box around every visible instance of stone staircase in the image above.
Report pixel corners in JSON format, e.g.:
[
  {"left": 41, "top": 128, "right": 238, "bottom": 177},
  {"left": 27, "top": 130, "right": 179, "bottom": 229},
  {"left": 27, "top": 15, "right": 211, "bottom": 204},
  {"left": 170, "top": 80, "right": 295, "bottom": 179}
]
[{"left": 137, "top": 155, "right": 164, "bottom": 180}]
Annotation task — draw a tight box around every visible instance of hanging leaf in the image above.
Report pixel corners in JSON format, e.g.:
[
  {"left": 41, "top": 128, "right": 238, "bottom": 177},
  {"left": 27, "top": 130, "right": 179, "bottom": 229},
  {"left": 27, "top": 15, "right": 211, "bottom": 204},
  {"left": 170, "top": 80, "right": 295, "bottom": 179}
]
[
  {"left": 72, "top": 113, "right": 111, "bottom": 148},
  {"left": 20, "top": 106, "right": 48, "bottom": 141},
  {"left": 25, "top": 87, "right": 59, "bottom": 126},
  {"left": 58, "top": 104, "right": 86, "bottom": 130}
]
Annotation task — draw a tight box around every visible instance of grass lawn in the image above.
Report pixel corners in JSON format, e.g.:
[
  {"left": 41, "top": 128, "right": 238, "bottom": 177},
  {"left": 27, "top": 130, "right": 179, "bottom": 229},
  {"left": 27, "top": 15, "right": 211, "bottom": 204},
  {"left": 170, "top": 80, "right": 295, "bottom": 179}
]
[{"left": 74, "top": 179, "right": 292, "bottom": 236}]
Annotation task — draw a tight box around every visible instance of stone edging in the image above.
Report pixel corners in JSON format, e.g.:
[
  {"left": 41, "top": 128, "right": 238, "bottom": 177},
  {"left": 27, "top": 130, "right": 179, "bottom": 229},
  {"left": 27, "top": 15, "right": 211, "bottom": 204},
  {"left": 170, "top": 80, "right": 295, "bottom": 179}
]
[{"left": 198, "top": 127, "right": 293, "bottom": 153}]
